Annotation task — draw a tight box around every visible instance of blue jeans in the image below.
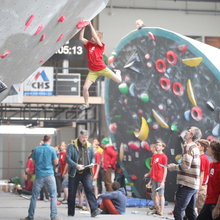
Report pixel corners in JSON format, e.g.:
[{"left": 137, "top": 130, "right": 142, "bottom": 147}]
[
  {"left": 174, "top": 184, "right": 198, "bottom": 220},
  {"left": 68, "top": 169, "right": 98, "bottom": 216},
  {"left": 28, "top": 175, "right": 57, "bottom": 219}
]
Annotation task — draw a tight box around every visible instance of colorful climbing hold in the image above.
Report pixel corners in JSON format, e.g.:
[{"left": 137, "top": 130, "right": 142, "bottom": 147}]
[
  {"left": 186, "top": 79, "right": 197, "bottom": 106},
  {"left": 191, "top": 106, "right": 203, "bottom": 121},
  {"left": 141, "top": 141, "right": 151, "bottom": 151},
  {"left": 184, "top": 110, "right": 191, "bottom": 121},
  {"left": 134, "top": 117, "right": 149, "bottom": 141},
  {"left": 212, "top": 124, "right": 220, "bottom": 137},
  {"left": 56, "top": 33, "right": 64, "bottom": 42},
  {"left": 152, "top": 109, "right": 169, "bottom": 129},
  {"left": 118, "top": 82, "right": 129, "bottom": 94},
  {"left": 172, "top": 82, "right": 184, "bottom": 97},
  {"left": 178, "top": 44, "right": 188, "bottom": 53},
  {"left": 34, "top": 25, "right": 43, "bottom": 35},
  {"left": 148, "top": 32, "right": 155, "bottom": 40},
  {"left": 155, "top": 59, "right": 166, "bottom": 74},
  {"left": 140, "top": 93, "right": 149, "bottom": 103},
  {"left": 145, "top": 157, "right": 152, "bottom": 170},
  {"left": 109, "top": 122, "right": 117, "bottom": 133},
  {"left": 58, "top": 16, "right": 65, "bottom": 22},
  {"left": 166, "top": 50, "right": 178, "bottom": 66},
  {"left": 76, "top": 20, "right": 90, "bottom": 29},
  {"left": 160, "top": 77, "right": 171, "bottom": 91},
  {"left": 0, "top": 50, "right": 11, "bottom": 59},
  {"left": 40, "top": 33, "right": 46, "bottom": 42},
  {"left": 171, "top": 123, "right": 178, "bottom": 131},
  {"left": 182, "top": 57, "right": 203, "bottom": 67},
  {"left": 24, "top": 14, "right": 35, "bottom": 31},
  {"left": 128, "top": 141, "right": 140, "bottom": 150}
]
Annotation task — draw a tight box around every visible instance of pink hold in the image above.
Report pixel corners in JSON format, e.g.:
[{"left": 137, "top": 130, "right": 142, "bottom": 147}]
[
  {"left": 34, "top": 25, "right": 43, "bottom": 35},
  {"left": 40, "top": 33, "right": 46, "bottom": 42},
  {"left": 124, "top": 76, "right": 130, "bottom": 82},
  {"left": 128, "top": 141, "right": 140, "bottom": 150},
  {"left": 39, "top": 59, "right": 44, "bottom": 63},
  {"left": 141, "top": 141, "right": 151, "bottom": 151},
  {"left": 148, "top": 32, "right": 155, "bottom": 40},
  {"left": 0, "top": 50, "right": 11, "bottom": 59},
  {"left": 76, "top": 20, "right": 90, "bottom": 29},
  {"left": 58, "top": 16, "right": 65, "bottom": 22},
  {"left": 138, "top": 109, "right": 143, "bottom": 114},
  {"left": 130, "top": 174, "right": 138, "bottom": 181},
  {"left": 24, "top": 14, "right": 35, "bottom": 31},
  {"left": 153, "top": 124, "right": 159, "bottom": 130},
  {"left": 147, "top": 62, "right": 152, "bottom": 68},
  {"left": 145, "top": 53, "right": 150, "bottom": 59},
  {"left": 158, "top": 104, "right": 164, "bottom": 110},
  {"left": 57, "top": 33, "right": 64, "bottom": 42},
  {"left": 109, "top": 123, "right": 117, "bottom": 133}
]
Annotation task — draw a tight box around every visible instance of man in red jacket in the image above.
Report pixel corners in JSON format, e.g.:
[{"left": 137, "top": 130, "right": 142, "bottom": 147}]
[{"left": 101, "top": 138, "right": 118, "bottom": 192}]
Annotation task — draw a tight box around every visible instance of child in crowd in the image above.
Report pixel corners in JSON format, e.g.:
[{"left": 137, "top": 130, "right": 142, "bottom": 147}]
[
  {"left": 145, "top": 141, "right": 168, "bottom": 216},
  {"left": 197, "top": 140, "right": 220, "bottom": 220},
  {"left": 98, "top": 181, "right": 126, "bottom": 214},
  {"left": 196, "top": 139, "right": 210, "bottom": 214},
  {"left": 79, "top": 21, "right": 122, "bottom": 110}
]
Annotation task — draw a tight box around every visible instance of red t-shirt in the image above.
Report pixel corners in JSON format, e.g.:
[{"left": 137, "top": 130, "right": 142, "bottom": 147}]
[
  {"left": 26, "top": 159, "right": 35, "bottom": 174},
  {"left": 205, "top": 161, "right": 220, "bottom": 204},
  {"left": 200, "top": 154, "right": 210, "bottom": 185},
  {"left": 84, "top": 41, "right": 106, "bottom": 71},
  {"left": 59, "top": 151, "right": 66, "bottom": 175},
  {"left": 93, "top": 152, "right": 102, "bottom": 177},
  {"left": 150, "top": 153, "right": 168, "bottom": 182}
]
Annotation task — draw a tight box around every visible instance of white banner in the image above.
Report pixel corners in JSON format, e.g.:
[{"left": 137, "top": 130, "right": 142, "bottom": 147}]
[{"left": 23, "top": 67, "right": 54, "bottom": 96}]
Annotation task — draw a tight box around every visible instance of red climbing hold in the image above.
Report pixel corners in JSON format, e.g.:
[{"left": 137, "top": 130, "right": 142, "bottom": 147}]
[
  {"left": 58, "top": 16, "right": 65, "bottom": 22},
  {"left": 39, "top": 59, "right": 44, "bottom": 63},
  {"left": 148, "top": 32, "right": 155, "bottom": 40},
  {"left": 160, "top": 77, "right": 171, "bottom": 91},
  {"left": 24, "top": 14, "right": 35, "bottom": 31},
  {"left": 76, "top": 20, "right": 90, "bottom": 29},
  {"left": 172, "top": 82, "right": 184, "bottom": 96},
  {"left": 155, "top": 59, "right": 167, "bottom": 74},
  {"left": 166, "top": 51, "right": 178, "bottom": 66},
  {"left": 40, "top": 33, "right": 46, "bottom": 42},
  {"left": 56, "top": 33, "right": 64, "bottom": 42},
  {"left": 0, "top": 50, "right": 11, "bottom": 59},
  {"left": 34, "top": 25, "right": 43, "bottom": 35},
  {"left": 178, "top": 44, "right": 188, "bottom": 53}
]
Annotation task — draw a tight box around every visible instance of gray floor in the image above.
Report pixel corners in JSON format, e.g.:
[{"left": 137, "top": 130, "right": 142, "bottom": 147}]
[{"left": 0, "top": 191, "right": 175, "bottom": 220}]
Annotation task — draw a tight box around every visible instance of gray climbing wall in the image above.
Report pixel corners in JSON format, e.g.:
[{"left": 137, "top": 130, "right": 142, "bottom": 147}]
[
  {"left": 0, "top": 0, "right": 108, "bottom": 100},
  {"left": 104, "top": 27, "right": 220, "bottom": 200}
]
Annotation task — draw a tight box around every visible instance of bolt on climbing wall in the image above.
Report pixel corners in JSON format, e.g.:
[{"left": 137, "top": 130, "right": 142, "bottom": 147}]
[
  {"left": 105, "top": 27, "right": 220, "bottom": 200},
  {"left": 0, "top": 0, "right": 108, "bottom": 101}
]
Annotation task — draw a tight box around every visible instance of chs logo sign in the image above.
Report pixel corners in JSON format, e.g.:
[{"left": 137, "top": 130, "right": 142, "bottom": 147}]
[{"left": 24, "top": 67, "right": 54, "bottom": 96}]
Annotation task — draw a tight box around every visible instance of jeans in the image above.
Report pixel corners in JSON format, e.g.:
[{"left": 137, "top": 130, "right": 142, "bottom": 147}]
[
  {"left": 174, "top": 184, "right": 198, "bottom": 220},
  {"left": 68, "top": 169, "right": 98, "bottom": 216},
  {"left": 197, "top": 204, "right": 220, "bottom": 220},
  {"left": 28, "top": 175, "right": 57, "bottom": 219}
]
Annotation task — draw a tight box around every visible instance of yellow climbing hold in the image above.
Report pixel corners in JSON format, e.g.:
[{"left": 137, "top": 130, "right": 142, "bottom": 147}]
[
  {"left": 182, "top": 57, "right": 203, "bottom": 67},
  {"left": 152, "top": 109, "right": 169, "bottom": 129},
  {"left": 186, "top": 79, "right": 197, "bottom": 106},
  {"left": 134, "top": 117, "right": 149, "bottom": 141}
]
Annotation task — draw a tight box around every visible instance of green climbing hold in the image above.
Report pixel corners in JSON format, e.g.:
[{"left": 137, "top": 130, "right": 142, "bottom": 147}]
[
  {"left": 171, "top": 123, "right": 177, "bottom": 131},
  {"left": 147, "top": 117, "right": 152, "bottom": 123},
  {"left": 118, "top": 83, "right": 129, "bottom": 94},
  {"left": 140, "top": 93, "right": 149, "bottom": 103}
]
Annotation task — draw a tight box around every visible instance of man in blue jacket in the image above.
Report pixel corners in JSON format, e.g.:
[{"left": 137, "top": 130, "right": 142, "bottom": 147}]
[
  {"left": 98, "top": 181, "right": 127, "bottom": 214},
  {"left": 66, "top": 129, "right": 101, "bottom": 217}
]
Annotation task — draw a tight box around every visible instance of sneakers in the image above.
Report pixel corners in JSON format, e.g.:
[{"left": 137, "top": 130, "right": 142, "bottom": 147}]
[
  {"left": 115, "top": 69, "right": 122, "bottom": 82},
  {"left": 79, "top": 104, "right": 90, "bottom": 111},
  {"left": 91, "top": 208, "right": 102, "bottom": 217}
]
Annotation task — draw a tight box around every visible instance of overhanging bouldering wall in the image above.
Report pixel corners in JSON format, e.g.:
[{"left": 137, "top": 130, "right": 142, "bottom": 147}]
[
  {"left": 104, "top": 27, "right": 220, "bottom": 200},
  {"left": 0, "top": 0, "right": 108, "bottom": 101}
]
